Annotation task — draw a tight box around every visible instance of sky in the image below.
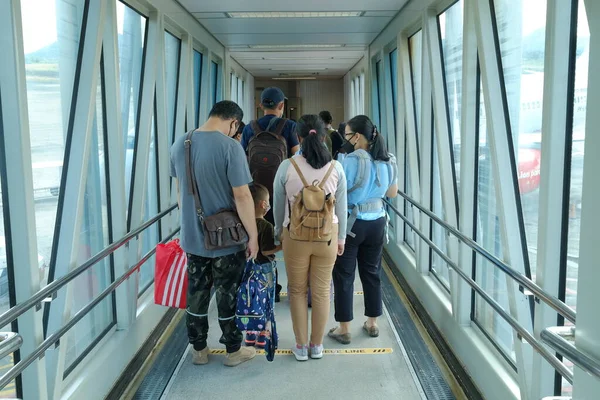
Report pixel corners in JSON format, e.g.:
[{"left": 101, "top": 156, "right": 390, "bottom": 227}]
[{"left": 20, "top": 0, "right": 127, "bottom": 55}]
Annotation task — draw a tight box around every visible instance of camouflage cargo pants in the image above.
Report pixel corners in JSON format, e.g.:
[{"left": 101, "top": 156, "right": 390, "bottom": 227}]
[{"left": 186, "top": 251, "right": 246, "bottom": 353}]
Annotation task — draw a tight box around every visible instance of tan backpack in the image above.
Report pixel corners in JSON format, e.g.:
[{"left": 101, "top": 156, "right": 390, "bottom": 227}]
[{"left": 288, "top": 159, "right": 337, "bottom": 242}]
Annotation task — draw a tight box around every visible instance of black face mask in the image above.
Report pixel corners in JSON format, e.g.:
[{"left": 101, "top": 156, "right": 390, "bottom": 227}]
[{"left": 341, "top": 139, "right": 356, "bottom": 154}]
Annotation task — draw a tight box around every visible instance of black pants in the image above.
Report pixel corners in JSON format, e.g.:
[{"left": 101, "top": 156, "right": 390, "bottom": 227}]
[
  {"left": 333, "top": 217, "right": 386, "bottom": 322},
  {"left": 186, "top": 251, "right": 246, "bottom": 353}
]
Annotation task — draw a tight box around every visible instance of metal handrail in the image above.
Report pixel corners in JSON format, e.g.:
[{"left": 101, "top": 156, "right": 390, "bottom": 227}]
[
  {"left": 0, "top": 333, "right": 22, "bottom": 360},
  {"left": 0, "top": 203, "right": 178, "bottom": 329},
  {"left": 0, "top": 227, "right": 181, "bottom": 390},
  {"left": 384, "top": 199, "right": 574, "bottom": 383},
  {"left": 541, "top": 326, "right": 600, "bottom": 380},
  {"left": 391, "top": 190, "right": 576, "bottom": 324}
]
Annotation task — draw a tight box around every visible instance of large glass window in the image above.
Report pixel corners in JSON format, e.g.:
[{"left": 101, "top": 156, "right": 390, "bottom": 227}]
[
  {"left": 389, "top": 49, "right": 399, "bottom": 151},
  {"left": 21, "top": 0, "right": 85, "bottom": 288},
  {"left": 493, "top": 0, "right": 547, "bottom": 280},
  {"left": 117, "top": 2, "right": 146, "bottom": 206},
  {"left": 193, "top": 50, "right": 203, "bottom": 128},
  {"left": 65, "top": 67, "right": 114, "bottom": 373},
  {"left": 474, "top": 79, "right": 515, "bottom": 364},
  {"left": 139, "top": 112, "right": 160, "bottom": 294},
  {"left": 431, "top": 126, "right": 451, "bottom": 290},
  {"left": 373, "top": 59, "right": 384, "bottom": 129},
  {"left": 211, "top": 61, "right": 219, "bottom": 104},
  {"left": 562, "top": 1, "right": 589, "bottom": 395},
  {"left": 404, "top": 133, "right": 416, "bottom": 251},
  {"left": 165, "top": 32, "right": 181, "bottom": 144},
  {"left": 230, "top": 73, "right": 237, "bottom": 102},
  {"left": 409, "top": 31, "right": 423, "bottom": 153},
  {"left": 0, "top": 98, "right": 18, "bottom": 398},
  {"left": 439, "top": 2, "right": 464, "bottom": 192}
]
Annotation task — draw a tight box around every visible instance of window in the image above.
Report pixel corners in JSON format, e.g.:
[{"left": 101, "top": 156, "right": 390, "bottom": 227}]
[
  {"left": 139, "top": 112, "right": 159, "bottom": 294},
  {"left": 165, "top": 32, "right": 181, "bottom": 144},
  {"left": 404, "top": 135, "right": 416, "bottom": 250},
  {"left": 439, "top": 2, "right": 463, "bottom": 192},
  {"left": 230, "top": 72, "right": 236, "bottom": 102},
  {"left": 0, "top": 92, "right": 18, "bottom": 398},
  {"left": 65, "top": 67, "right": 113, "bottom": 373},
  {"left": 409, "top": 31, "right": 423, "bottom": 155},
  {"left": 117, "top": 1, "right": 147, "bottom": 208},
  {"left": 211, "top": 61, "right": 219, "bottom": 104},
  {"left": 562, "top": 1, "right": 589, "bottom": 395},
  {"left": 21, "top": 0, "right": 86, "bottom": 288},
  {"left": 193, "top": 50, "right": 203, "bottom": 128},
  {"left": 474, "top": 78, "right": 515, "bottom": 365},
  {"left": 431, "top": 124, "right": 451, "bottom": 290},
  {"left": 389, "top": 49, "right": 399, "bottom": 151},
  {"left": 494, "top": 0, "right": 547, "bottom": 281},
  {"left": 359, "top": 73, "right": 365, "bottom": 115},
  {"left": 373, "top": 59, "right": 384, "bottom": 128},
  {"left": 238, "top": 79, "right": 244, "bottom": 108}
]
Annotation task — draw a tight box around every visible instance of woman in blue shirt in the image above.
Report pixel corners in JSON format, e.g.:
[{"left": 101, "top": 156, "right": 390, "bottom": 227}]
[{"left": 328, "top": 115, "right": 398, "bottom": 344}]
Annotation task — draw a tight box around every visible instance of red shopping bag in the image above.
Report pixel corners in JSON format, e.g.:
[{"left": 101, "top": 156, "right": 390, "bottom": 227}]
[{"left": 154, "top": 239, "right": 188, "bottom": 309}]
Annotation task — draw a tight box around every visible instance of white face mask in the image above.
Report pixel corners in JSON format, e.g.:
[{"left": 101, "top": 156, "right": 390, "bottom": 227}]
[{"left": 264, "top": 203, "right": 271, "bottom": 214}]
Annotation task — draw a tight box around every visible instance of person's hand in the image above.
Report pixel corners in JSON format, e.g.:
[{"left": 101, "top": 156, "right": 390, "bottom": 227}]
[
  {"left": 337, "top": 243, "right": 345, "bottom": 256},
  {"left": 246, "top": 237, "right": 259, "bottom": 261}
]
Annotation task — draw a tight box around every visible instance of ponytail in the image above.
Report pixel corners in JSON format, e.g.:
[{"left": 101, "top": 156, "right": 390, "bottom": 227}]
[
  {"left": 297, "top": 114, "right": 332, "bottom": 169},
  {"left": 346, "top": 115, "right": 390, "bottom": 161}
]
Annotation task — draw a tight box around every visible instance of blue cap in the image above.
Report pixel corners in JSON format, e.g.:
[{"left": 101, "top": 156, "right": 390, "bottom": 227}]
[{"left": 261, "top": 87, "right": 285, "bottom": 108}]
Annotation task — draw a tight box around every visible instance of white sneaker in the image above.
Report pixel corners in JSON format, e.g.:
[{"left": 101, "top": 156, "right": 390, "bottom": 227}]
[
  {"left": 310, "top": 343, "right": 323, "bottom": 359},
  {"left": 292, "top": 344, "right": 309, "bottom": 361}
]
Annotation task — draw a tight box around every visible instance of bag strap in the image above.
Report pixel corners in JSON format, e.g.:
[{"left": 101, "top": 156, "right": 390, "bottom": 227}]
[
  {"left": 289, "top": 158, "right": 310, "bottom": 187},
  {"left": 347, "top": 151, "right": 371, "bottom": 193},
  {"left": 250, "top": 120, "right": 261, "bottom": 135},
  {"left": 318, "top": 161, "right": 337, "bottom": 189},
  {"left": 184, "top": 130, "right": 204, "bottom": 218}
]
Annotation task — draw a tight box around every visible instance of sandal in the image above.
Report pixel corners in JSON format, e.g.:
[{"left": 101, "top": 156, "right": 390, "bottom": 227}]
[
  {"left": 327, "top": 327, "right": 351, "bottom": 345},
  {"left": 363, "top": 322, "right": 379, "bottom": 338}
]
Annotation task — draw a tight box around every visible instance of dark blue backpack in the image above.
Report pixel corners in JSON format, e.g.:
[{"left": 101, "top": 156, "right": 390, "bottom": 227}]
[
  {"left": 236, "top": 261, "right": 268, "bottom": 331},
  {"left": 235, "top": 260, "right": 278, "bottom": 361}
]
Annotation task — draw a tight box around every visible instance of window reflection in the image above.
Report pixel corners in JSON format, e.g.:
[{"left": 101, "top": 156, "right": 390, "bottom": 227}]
[{"left": 117, "top": 1, "right": 147, "bottom": 206}]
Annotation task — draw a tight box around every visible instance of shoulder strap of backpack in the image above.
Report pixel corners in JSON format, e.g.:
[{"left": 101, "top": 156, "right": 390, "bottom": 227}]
[
  {"left": 347, "top": 151, "right": 371, "bottom": 193},
  {"left": 289, "top": 158, "right": 310, "bottom": 187},
  {"left": 318, "top": 161, "right": 337, "bottom": 189},
  {"left": 273, "top": 119, "right": 287, "bottom": 136},
  {"left": 184, "top": 130, "right": 204, "bottom": 217},
  {"left": 250, "top": 120, "right": 261, "bottom": 135}
]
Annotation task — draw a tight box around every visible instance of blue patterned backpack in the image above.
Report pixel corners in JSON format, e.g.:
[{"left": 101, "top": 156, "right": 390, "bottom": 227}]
[{"left": 235, "top": 261, "right": 268, "bottom": 332}]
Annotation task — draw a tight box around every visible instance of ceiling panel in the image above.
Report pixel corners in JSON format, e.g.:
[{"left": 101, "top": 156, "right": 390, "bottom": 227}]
[
  {"left": 176, "top": 0, "right": 409, "bottom": 77},
  {"left": 215, "top": 33, "right": 379, "bottom": 46},
  {"left": 198, "top": 17, "right": 390, "bottom": 35},
  {"left": 178, "top": 0, "right": 407, "bottom": 13}
]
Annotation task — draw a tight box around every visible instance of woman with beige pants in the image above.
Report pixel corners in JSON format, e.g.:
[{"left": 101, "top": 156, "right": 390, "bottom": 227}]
[{"left": 273, "top": 114, "right": 348, "bottom": 361}]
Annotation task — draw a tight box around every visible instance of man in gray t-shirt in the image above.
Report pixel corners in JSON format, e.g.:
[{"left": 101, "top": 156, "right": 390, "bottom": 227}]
[{"left": 170, "top": 101, "right": 258, "bottom": 367}]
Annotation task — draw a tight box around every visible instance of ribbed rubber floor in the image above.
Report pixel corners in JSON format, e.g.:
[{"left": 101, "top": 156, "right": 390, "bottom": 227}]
[
  {"left": 381, "top": 268, "right": 455, "bottom": 400},
  {"left": 133, "top": 316, "right": 188, "bottom": 400}
]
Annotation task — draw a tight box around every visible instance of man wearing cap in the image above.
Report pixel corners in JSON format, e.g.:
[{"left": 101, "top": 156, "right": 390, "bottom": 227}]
[{"left": 241, "top": 87, "right": 300, "bottom": 156}]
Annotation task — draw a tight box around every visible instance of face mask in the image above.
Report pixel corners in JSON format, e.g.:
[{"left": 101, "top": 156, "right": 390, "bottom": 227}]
[
  {"left": 341, "top": 139, "right": 356, "bottom": 154},
  {"left": 264, "top": 202, "right": 271, "bottom": 214}
]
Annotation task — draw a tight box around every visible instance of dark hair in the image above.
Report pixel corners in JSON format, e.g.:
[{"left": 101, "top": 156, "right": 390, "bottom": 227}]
[
  {"left": 209, "top": 100, "right": 244, "bottom": 122},
  {"left": 319, "top": 110, "right": 333, "bottom": 125},
  {"left": 297, "top": 114, "right": 332, "bottom": 169},
  {"left": 236, "top": 121, "right": 246, "bottom": 134},
  {"left": 337, "top": 122, "right": 346, "bottom": 136},
  {"left": 346, "top": 115, "right": 390, "bottom": 161},
  {"left": 249, "top": 183, "right": 269, "bottom": 205}
]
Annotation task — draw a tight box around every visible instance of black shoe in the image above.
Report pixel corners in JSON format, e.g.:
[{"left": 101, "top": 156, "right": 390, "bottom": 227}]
[{"left": 275, "top": 284, "right": 282, "bottom": 303}]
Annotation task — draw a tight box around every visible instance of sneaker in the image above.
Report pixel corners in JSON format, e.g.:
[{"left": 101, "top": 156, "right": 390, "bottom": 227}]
[
  {"left": 292, "top": 344, "right": 309, "bottom": 361},
  {"left": 224, "top": 346, "right": 256, "bottom": 367},
  {"left": 245, "top": 332, "right": 257, "bottom": 346},
  {"left": 191, "top": 347, "right": 209, "bottom": 365},
  {"left": 310, "top": 343, "right": 323, "bottom": 359},
  {"left": 255, "top": 331, "right": 267, "bottom": 349}
]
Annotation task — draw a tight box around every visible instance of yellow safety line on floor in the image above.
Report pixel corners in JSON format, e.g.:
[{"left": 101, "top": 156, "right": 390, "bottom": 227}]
[
  {"left": 279, "top": 291, "right": 363, "bottom": 297},
  {"left": 209, "top": 348, "right": 392, "bottom": 355}
]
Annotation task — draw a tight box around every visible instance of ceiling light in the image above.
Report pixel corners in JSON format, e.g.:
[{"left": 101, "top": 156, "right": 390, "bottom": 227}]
[
  {"left": 226, "top": 12, "right": 365, "bottom": 18},
  {"left": 273, "top": 77, "right": 317, "bottom": 80},
  {"left": 270, "top": 68, "right": 327, "bottom": 71},
  {"left": 248, "top": 44, "right": 345, "bottom": 49}
]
